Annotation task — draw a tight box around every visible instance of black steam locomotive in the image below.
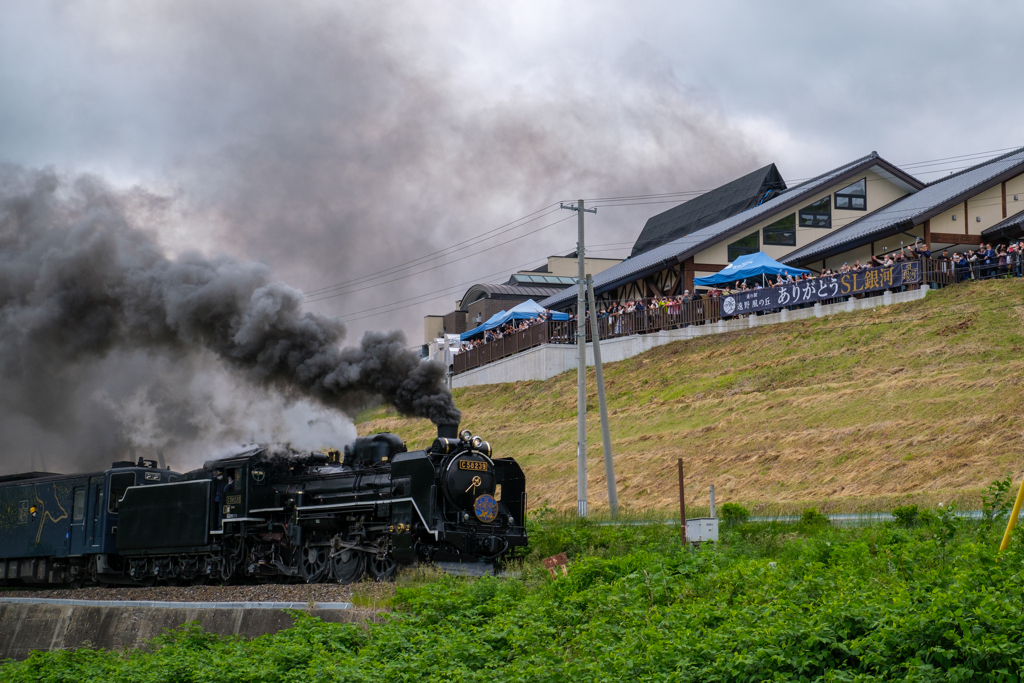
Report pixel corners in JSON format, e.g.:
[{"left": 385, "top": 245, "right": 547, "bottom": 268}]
[{"left": 0, "top": 424, "right": 527, "bottom": 586}]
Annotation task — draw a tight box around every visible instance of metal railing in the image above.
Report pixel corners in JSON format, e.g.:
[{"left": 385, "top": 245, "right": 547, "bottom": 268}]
[{"left": 452, "top": 255, "right": 1019, "bottom": 375}]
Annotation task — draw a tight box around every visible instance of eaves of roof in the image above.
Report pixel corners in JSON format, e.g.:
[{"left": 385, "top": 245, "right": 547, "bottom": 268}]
[
  {"left": 541, "top": 152, "right": 919, "bottom": 309},
  {"left": 982, "top": 209, "right": 1024, "bottom": 240},
  {"left": 783, "top": 146, "right": 1024, "bottom": 265}
]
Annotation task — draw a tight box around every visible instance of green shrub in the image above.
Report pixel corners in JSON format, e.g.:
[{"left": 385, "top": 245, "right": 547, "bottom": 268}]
[
  {"left": 8, "top": 515, "right": 1024, "bottom": 682},
  {"left": 982, "top": 474, "right": 1014, "bottom": 525},
  {"left": 718, "top": 502, "right": 749, "bottom": 526},
  {"left": 796, "top": 507, "right": 830, "bottom": 532},
  {"left": 891, "top": 503, "right": 920, "bottom": 528}
]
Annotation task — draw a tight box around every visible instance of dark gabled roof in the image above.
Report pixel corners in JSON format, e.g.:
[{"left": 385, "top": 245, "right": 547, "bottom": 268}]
[
  {"left": 541, "top": 151, "right": 923, "bottom": 309},
  {"left": 783, "top": 146, "right": 1024, "bottom": 265},
  {"left": 982, "top": 206, "right": 1024, "bottom": 241},
  {"left": 630, "top": 164, "right": 787, "bottom": 257}
]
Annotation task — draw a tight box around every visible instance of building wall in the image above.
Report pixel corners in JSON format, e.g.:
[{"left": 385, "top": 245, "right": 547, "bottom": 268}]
[
  {"left": 423, "top": 315, "right": 445, "bottom": 344},
  {"left": 814, "top": 171, "right": 1024, "bottom": 265},
  {"left": 466, "top": 298, "right": 519, "bottom": 327},
  {"left": 443, "top": 310, "right": 468, "bottom": 335},
  {"left": 968, "top": 183, "right": 1004, "bottom": 235},
  {"left": 928, "top": 171, "right": 1024, "bottom": 244},
  {"left": 1006, "top": 173, "right": 1024, "bottom": 215},
  {"left": 693, "top": 169, "right": 912, "bottom": 266},
  {"left": 872, "top": 225, "right": 925, "bottom": 255},
  {"left": 823, "top": 243, "right": 873, "bottom": 271},
  {"left": 929, "top": 203, "right": 962, "bottom": 238}
]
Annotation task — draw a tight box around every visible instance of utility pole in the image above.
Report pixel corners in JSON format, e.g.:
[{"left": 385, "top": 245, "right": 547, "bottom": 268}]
[
  {"left": 561, "top": 198, "right": 596, "bottom": 517},
  {"left": 587, "top": 274, "right": 618, "bottom": 517}
]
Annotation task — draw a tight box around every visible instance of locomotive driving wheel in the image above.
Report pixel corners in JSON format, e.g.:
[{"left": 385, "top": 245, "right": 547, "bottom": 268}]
[
  {"left": 299, "top": 531, "right": 330, "bottom": 583},
  {"left": 330, "top": 548, "right": 366, "bottom": 584},
  {"left": 367, "top": 537, "right": 397, "bottom": 581}
]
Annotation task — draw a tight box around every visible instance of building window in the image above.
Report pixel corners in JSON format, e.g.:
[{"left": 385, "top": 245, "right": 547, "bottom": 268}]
[
  {"left": 727, "top": 232, "right": 759, "bottom": 262},
  {"left": 799, "top": 197, "right": 831, "bottom": 228},
  {"left": 835, "top": 178, "right": 867, "bottom": 211},
  {"left": 762, "top": 214, "right": 796, "bottom": 246}
]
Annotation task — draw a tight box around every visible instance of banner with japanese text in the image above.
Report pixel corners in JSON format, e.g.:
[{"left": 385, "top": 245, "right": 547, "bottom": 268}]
[{"left": 719, "top": 260, "right": 922, "bottom": 317}]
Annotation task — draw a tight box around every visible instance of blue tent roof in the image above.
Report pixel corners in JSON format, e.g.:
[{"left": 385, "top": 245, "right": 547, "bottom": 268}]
[
  {"left": 694, "top": 252, "right": 810, "bottom": 286},
  {"left": 460, "top": 300, "right": 568, "bottom": 340}
]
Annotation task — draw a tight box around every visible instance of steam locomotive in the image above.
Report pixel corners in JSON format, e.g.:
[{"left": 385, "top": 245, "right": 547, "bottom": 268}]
[{"left": 0, "top": 423, "right": 527, "bottom": 586}]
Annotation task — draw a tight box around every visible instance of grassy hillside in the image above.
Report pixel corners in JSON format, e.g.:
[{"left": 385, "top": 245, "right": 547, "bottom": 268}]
[{"left": 360, "top": 278, "right": 1024, "bottom": 515}]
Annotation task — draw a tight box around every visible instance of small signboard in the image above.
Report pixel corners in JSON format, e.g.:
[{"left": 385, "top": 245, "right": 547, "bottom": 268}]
[{"left": 543, "top": 552, "right": 569, "bottom": 578}]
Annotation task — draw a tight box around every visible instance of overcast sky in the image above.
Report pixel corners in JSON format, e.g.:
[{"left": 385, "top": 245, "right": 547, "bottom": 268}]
[{"left": 3, "top": 0, "right": 1023, "bottom": 343}]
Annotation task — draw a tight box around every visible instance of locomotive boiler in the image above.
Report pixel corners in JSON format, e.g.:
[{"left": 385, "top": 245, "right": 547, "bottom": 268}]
[{"left": 0, "top": 423, "right": 527, "bottom": 586}]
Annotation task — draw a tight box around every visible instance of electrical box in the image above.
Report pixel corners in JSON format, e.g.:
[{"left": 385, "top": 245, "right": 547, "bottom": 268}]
[{"left": 685, "top": 517, "right": 719, "bottom": 544}]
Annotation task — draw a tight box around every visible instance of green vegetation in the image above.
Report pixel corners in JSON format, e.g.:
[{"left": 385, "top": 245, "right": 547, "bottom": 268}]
[
  {"left": 361, "top": 278, "right": 1024, "bottom": 515},
  {"left": 719, "top": 502, "right": 750, "bottom": 527},
  {"left": 7, "top": 506, "right": 1024, "bottom": 682}
]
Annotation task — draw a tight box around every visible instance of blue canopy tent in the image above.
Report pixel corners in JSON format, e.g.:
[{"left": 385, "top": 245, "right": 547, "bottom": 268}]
[
  {"left": 693, "top": 251, "right": 810, "bottom": 287},
  {"left": 460, "top": 299, "right": 568, "bottom": 340}
]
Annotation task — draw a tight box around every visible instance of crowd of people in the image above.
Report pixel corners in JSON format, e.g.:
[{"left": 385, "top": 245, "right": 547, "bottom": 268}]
[
  {"left": 456, "top": 237, "right": 1024, "bottom": 358},
  {"left": 455, "top": 310, "right": 555, "bottom": 354},
  {"left": 941, "top": 241, "right": 1024, "bottom": 280}
]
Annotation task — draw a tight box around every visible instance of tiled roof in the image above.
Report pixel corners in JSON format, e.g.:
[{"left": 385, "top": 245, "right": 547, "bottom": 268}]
[
  {"left": 982, "top": 205, "right": 1024, "bottom": 240},
  {"left": 629, "top": 163, "right": 786, "bottom": 257},
  {"left": 542, "top": 151, "right": 916, "bottom": 309},
  {"left": 783, "top": 146, "right": 1024, "bottom": 264}
]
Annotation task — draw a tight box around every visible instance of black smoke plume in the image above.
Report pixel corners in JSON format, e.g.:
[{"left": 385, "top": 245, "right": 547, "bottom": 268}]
[{"left": 0, "top": 166, "right": 459, "bottom": 469}]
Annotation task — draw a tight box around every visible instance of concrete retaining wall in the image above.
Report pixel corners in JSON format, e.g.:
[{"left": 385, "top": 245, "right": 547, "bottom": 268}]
[
  {"left": 0, "top": 598, "right": 369, "bottom": 661},
  {"left": 453, "top": 287, "right": 930, "bottom": 388}
]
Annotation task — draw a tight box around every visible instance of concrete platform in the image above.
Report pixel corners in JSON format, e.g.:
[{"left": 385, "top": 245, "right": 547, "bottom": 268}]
[{"left": 0, "top": 597, "right": 368, "bottom": 661}]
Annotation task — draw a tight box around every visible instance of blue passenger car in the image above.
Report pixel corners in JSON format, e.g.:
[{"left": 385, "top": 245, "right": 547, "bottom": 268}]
[{"left": 0, "top": 459, "right": 178, "bottom": 585}]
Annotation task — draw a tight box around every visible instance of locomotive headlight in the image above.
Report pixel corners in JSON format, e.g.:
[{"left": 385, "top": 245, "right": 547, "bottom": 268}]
[
  {"left": 471, "top": 436, "right": 483, "bottom": 449},
  {"left": 460, "top": 429, "right": 473, "bottom": 442},
  {"left": 462, "top": 512, "right": 471, "bottom": 521}
]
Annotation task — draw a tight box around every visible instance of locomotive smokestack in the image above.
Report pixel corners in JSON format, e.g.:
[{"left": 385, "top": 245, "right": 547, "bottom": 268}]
[{"left": 437, "top": 422, "right": 459, "bottom": 439}]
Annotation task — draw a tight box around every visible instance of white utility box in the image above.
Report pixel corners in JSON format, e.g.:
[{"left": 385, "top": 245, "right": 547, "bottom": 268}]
[{"left": 685, "top": 517, "right": 719, "bottom": 544}]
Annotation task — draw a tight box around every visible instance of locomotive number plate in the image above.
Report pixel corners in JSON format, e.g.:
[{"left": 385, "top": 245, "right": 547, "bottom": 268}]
[
  {"left": 226, "top": 495, "right": 241, "bottom": 504},
  {"left": 459, "top": 460, "right": 488, "bottom": 472}
]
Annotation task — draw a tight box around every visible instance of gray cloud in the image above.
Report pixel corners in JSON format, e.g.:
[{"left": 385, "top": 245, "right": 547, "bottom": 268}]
[
  {"left": 0, "top": 165, "right": 455, "bottom": 474},
  {"left": 0, "top": 1, "right": 766, "bottom": 339}
]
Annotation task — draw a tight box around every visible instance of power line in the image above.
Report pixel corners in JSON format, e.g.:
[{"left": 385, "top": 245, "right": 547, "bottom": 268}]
[
  {"left": 302, "top": 145, "right": 1023, "bottom": 300},
  {"left": 302, "top": 204, "right": 561, "bottom": 297},
  {"left": 328, "top": 252, "right": 561, "bottom": 321},
  {"left": 304, "top": 214, "right": 575, "bottom": 304},
  {"left": 306, "top": 144, "right": 1024, "bottom": 318}
]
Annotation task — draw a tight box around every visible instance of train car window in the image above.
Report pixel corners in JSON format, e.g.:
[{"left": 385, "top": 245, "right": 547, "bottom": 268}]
[
  {"left": 73, "top": 490, "right": 86, "bottom": 522},
  {"left": 108, "top": 473, "right": 136, "bottom": 513}
]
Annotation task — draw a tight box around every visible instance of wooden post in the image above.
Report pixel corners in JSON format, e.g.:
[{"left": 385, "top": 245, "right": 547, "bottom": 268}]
[{"left": 678, "top": 458, "right": 686, "bottom": 545}]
